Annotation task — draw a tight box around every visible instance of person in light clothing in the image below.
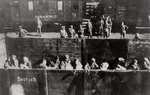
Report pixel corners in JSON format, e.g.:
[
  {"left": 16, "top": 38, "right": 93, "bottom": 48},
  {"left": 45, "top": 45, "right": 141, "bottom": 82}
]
[
  {"left": 75, "top": 58, "right": 83, "bottom": 70},
  {"left": 20, "top": 56, "right": 32, "bottom": 69},
  {"left": 37, "top": 16, "right": 43, "bottom": 34},
  {"left": 100, "top": 62, "right": 109, "bottom": 70},
  {"left": 64, "top": 55, "right": 73, "bottom": 70},
  {"left": 69, "top": 25, "right": 76, "bottom": 38},
  {"left": 60, "top": 26, "right": 68, "bottom": 38}
]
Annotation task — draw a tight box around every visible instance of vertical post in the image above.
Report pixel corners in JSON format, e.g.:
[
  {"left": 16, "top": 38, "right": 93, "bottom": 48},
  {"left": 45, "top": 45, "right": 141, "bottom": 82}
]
[
  {"left": 44, "top": 70, "right": 49, "bottom": 95},
  {"left": 81, "top": 39, "right": 86, "bottom": 67}
]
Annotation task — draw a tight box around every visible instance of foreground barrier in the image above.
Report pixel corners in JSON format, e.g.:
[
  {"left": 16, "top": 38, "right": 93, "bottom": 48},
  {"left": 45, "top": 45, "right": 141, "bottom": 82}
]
[{"left": 0, "top": 69, "right": 150, "bottom": 95}]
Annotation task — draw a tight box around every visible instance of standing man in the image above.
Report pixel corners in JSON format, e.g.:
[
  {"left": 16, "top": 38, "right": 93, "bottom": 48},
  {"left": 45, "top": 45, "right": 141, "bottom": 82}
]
[
  {"left": 78, "top": 25, "right": 84, "bottom": 38},
  {"left": 60, "top": 26, "right": 68, "bottom": 38},
  {"left": 37, "top": 16, "right": 43, "bottom": 35},
  {"left": 121, "top": 22, "right": 128, "bottom": 39},
  {"left": 87, "top": 20, "right": 93, "bottom": 38},
  {"left": 69, "top": 25, "right": 76, "bottom": 38},
  {"left": 106, "top": 16, "right": 112, "bottom": 37},
  {"left": 98, "top": 18, "right": 105, "bottom": 38}
]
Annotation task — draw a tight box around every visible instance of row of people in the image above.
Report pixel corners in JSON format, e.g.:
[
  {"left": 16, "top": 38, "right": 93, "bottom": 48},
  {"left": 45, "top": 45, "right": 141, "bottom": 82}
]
[
  {"left": 37, "top": 55, "right": 83, "bottom": 70},
  {"left": 3, "top": 54, "right": 82, "bottom": 70},
  {"left": 17, "top": 24, "right": 140, "bottom": 41},
  {"left": 85, "top": 57, "right": 150, "bottom": 70},
  {"left": 60, "top": 25, "right": 84, "bottom": 39},
  {"left": 60, "top": 16, "right": 128, "bottom": 39},
  {"left": 97, "top": 15, "right": 128, "bottom": 39},
  {"left": 4, "top": 54, "right": 150, "bottom": 71},
  {"left": 4, "top": 55, "right": 32, "bottom": 69},
  {"left": 97, "top": 15, "right": 112, "bottom": 38},
  {"left": 36, "top": 15, "right": 128, "bottom": 39},
  {"left": 17, "top": 15, "right": 129, "bottom": 39}
]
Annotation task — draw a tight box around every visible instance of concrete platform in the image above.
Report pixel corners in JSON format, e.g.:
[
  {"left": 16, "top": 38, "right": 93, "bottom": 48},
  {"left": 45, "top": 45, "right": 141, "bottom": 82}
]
[
  {"left": 6, "top": 32, "right": 60, "bottom": 38},
  {"left": 5, "top": 32, "right": 150, "bottom": 39}
]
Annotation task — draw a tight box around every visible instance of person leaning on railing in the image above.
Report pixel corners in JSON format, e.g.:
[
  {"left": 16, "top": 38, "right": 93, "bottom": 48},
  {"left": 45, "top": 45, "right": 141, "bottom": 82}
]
[
  {"left": 38, "top": 58, "right": 48, "bottom": 69},
  {"left": 4, "top": 56, "right": 11, "bottom": 69},
  {"left": 75, "top": 58, "right": 83, "bottom": 70},
  {"left": 90, "top": 57, "right": 99, "bottom": 69},
  {"left": 4, "top": 55, "right": 19, "bottom": 69},
  {"left": 100, "top": 62, "right": 109, "bottom": 70},
  {"left": 64, "top": 55, "right": 73, "bottom": 70},
  {"left": 20, "top": 56, "right": 32, "bottom": 69},
  {"left": 143, "top": 57, "right": 150, "bottom": 70},
  {"left": 127, "top": 59, "right": 140, "bottom": 70}
]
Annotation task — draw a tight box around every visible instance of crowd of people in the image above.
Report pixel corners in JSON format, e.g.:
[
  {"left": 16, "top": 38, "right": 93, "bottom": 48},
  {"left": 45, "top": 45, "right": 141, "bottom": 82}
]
[
  {"left": 60, "top": 15, "right": 129, "bottom": 39},
  {"left": 3, "top": 54, "right": 150, "bottom": 71},
  {"left": 17, "top": 15, "right": 130, "bottom": 39},
  {"left": 84, "top": 57, "right": 150, "bottom": 70},
  {"left": 4, "top": 55, "right": 32, "bottom": 69}
]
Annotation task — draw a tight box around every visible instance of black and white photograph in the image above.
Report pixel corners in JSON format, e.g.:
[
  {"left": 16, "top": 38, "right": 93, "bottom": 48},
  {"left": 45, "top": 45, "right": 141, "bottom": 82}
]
[{"left": 0, "top": 0, "right": 150, "bottom": 95}]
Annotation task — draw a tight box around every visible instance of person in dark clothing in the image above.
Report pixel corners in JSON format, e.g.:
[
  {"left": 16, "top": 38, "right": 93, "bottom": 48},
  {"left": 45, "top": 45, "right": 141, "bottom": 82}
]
[
  {"left": 97, "top": 18, "right": 105, "bottom": 38},
  {"left": 78, "top": 25, "right": 84, "bottom": 38},
  {"left": 127, "top": 59, "right": 140, "bottom": 70},
  {"left": 91, "top": 58, "right": 99, "bottom": 69}
]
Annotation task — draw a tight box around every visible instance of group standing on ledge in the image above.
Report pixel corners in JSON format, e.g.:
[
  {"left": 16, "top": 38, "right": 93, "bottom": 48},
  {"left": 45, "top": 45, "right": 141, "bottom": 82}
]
[
  {"left": 60, "top": 15, "right": 128, "bottom": 39},
  {"left": 16, "top": 15, "right": 131, "bottom": 39}
]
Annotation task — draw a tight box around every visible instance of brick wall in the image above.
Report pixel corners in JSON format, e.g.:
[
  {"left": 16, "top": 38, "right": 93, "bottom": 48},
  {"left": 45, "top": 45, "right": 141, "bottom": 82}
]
[
  {"left": 6, "top": 38, "right": 81, "bottom": 64},
  {"left": 6, "top": 37, "right": 150, "bottom": 66}
]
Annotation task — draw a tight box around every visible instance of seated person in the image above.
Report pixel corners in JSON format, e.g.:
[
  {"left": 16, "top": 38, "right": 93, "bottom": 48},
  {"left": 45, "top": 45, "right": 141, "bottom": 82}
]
[
  {"left": 116, "top": 64, "right": 126, "bottom": 70},
  {"left": 48, "top": 61, "right": 59, "bottom": 69},
  {"left": 128, "top": 59, "right": 140, "bottom": 70},
  {"left": 60, "top": 61, "right": 66, "bottom": 69},
  {"left": 75, "top": 58, "right": 83, "bottom": 70},
  {"left": 18, "top": 26, "right": 28, "bottom": 37},
  {"left": 100, "top": 62, "right": 109, "bottom": 70},
  {"left": 39, "top": 58, "right": 48, "bottom": 69},
  {"left": 54, "top": 56, "right": 61, "bottom": 69},
  {"left": 116, "top": 57, "right": 127, "bottom": 70},
  {"left": 63, "top": 55, "right": 73, "bottom": 70},
  {"left": 143, "top": 57, "right": 150, "bottom": 70},
  {"left": 84, "top": 62, "right": 91, "bottom": 70},
  {"left": 10, "top": 55, "right": 19, "bottom": 69},
  {"left": 20, "top": 56, "right": 32, "bottom": 69},
  {"left": 4, "top": 56, "right": 12, "bottom": 69},
  {"left": 90, "top": 58, "right": 99, "bottom": 69},
  {"left": 65, "top": 62, "right": 73, "bottom": 70}
]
